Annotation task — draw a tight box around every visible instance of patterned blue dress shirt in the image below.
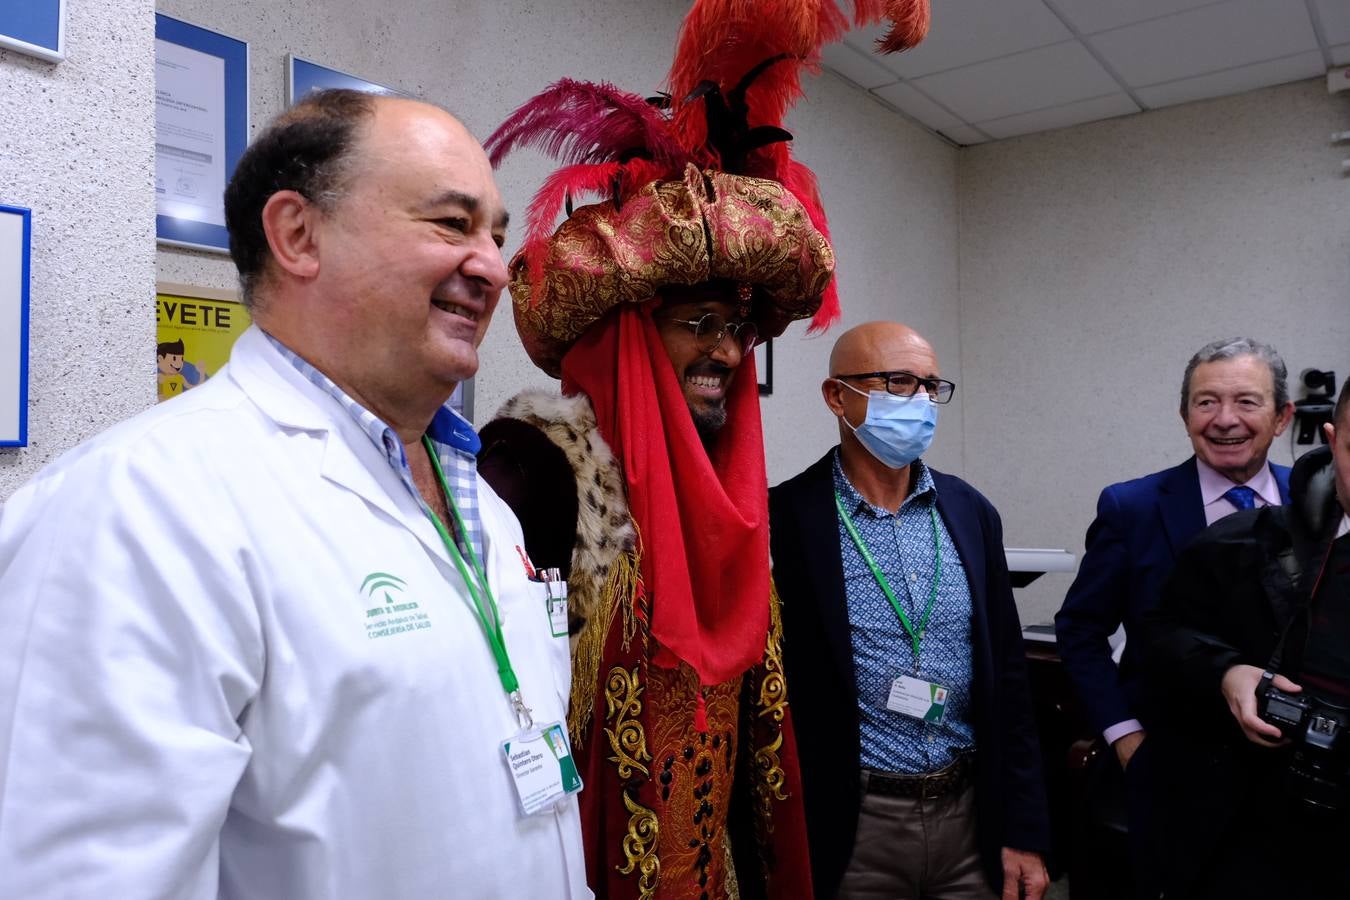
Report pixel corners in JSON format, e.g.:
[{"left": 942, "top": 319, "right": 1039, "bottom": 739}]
[
  {"left": 264, "top": 331, "right": 484, "bottom": 562},
  {"left": 833, "top": 450, "right": 976, "bottom": 774}
]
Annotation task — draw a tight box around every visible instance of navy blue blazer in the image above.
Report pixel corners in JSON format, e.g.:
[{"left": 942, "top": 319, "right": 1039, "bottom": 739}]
[
  {"left": 1054, "top": 456, "right": 1292, "bottom": 736},
  {"left": 771, "top": 450, "right": 1051, "bottom": 898}
]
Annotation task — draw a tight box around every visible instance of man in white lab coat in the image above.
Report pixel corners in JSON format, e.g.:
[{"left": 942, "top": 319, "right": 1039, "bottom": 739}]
[{"left": 0, "top": 89, "right": 590, "bottom": 898}]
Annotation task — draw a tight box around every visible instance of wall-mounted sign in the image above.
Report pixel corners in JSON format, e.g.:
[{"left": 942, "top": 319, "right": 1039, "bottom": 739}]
[
  {"left": 286, "top": 55, "right": 404, "bottom": 105},
  {"left": 0, "top": 0, "right": 66, "bottom": 63},
  {"left": 155, "top": 283, "right": 250, "bottom": 402},
  {"left": 0, "top": 205, "right": 31, "bottom": 446},
  {"left": 154, "top": 15, "right": 248, "bottom": 254}
]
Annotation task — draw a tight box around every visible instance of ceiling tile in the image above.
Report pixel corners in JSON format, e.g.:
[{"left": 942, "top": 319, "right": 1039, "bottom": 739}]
[
  {"left": 939, "top": 124, "right": 991, "bottom": 146},
  {"left": 975, "top": 92, "right": 1140, "bottom": 139},
  {"left": 1089, "top": 0, "right": 1319, "bottom": 87},
  {"left": 871, "top": 82, "right": 964, "bottom": 131},
  {"left": 1048, "top": 0, "right": 1224, "bottom": 36},
  {"left": 820, "top": 42, "right": 901, "bottom": 90},
  {"left": 912, "top": 40, "right": 1121, "bottom": 123},
  {"left": 1314, "top": 0, "right": 1350, "bottom": 46},
  {"left": 1135, "top": 50, "right": 1325, "bottom": 108},
  {"left": 843, "top": 0, "right": 1070, "bottom": 79},
  {"left": 1333, "top": 43, "right": 1350, "bottom": 67}
]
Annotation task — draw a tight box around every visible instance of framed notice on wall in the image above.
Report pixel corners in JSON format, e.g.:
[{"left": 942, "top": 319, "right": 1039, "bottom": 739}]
[
  {"left": 0, "top": 205, "right": 31, "bottom": 447},
  {"left": 154, "top": 15, "right": 248, "bottom": 254},
  {"left": 156, "top": 283, "right": 251, "bottom": 402},
  {"left": 756, "top": 340, "right": 773, "bottom": 396},
  {"left": 0, "top": 0, "right": 66, "bottom": 63},
  {"left": 286, "top": 55, "right": 404, "bottom": 105}
]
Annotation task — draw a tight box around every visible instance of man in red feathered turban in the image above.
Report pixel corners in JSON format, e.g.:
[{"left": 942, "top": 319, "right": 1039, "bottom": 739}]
[
  {"left": 478, "top": 163, "right": 829, "bottom": 900},
  {"left": 478, "top": 3, "right": 933, "bottom": 896}
]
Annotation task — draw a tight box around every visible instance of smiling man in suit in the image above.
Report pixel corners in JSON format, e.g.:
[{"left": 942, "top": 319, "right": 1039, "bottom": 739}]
[
  {"left": 1054, "top": 336, "right": 1294, "bottom": 897},
  {"left": 771, "top": 320, "right": 1051, "bottom": 900}
]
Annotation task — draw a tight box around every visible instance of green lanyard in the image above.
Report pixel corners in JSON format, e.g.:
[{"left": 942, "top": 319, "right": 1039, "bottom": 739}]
[
  {"left": 422, "top": 436, "right": 531, "bottom": 727},
  {"left": 834, "top": 489, "right": 943, "bottom": 668}
]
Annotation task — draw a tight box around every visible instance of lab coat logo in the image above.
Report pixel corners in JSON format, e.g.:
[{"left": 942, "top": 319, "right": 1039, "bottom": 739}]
[{"left": 360, "top": 571, "right": 432, "bottom": 640}]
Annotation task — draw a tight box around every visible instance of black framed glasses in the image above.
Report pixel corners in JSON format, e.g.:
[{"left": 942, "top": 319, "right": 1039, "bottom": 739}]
[
  {"left": 834, "top": 370, "right": 957, "bottom": 404},
  {"left": 665, "top": 312, "right": 759, "bottom": 355}
]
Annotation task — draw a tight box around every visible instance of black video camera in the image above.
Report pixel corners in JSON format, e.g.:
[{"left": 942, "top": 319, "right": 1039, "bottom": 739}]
[{"left": 1257, "top": 671, "right": 1350, "bottom": 813}]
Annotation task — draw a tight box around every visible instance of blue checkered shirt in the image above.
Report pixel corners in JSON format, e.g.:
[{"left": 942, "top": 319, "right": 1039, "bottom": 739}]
[
  {"left": 264, "top": 332, "right": 484, "bottom": 562},
  {"left": 833, "top": 450, "right": 975, "bottom": 774}
]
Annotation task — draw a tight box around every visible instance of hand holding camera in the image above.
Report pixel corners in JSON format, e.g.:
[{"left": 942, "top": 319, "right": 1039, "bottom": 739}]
[{"left": 1224, "top": 664, "right": 1301, "bottom": 746}]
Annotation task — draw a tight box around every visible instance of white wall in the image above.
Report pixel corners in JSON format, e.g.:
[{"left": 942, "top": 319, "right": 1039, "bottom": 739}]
[
  {"left": 0, "top": 0, "right": 156, "bottom": 498},
  {"left": 958, "top": 78, "right": 1350, "bottom": 625}
]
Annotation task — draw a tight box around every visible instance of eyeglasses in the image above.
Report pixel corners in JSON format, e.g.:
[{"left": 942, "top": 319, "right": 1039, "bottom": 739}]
[
  {"left": 665, "top": 312, "right": 759, "bottom": 355},
  {"left": 834, "top": 371, "right": 957, "bottom": 404}
]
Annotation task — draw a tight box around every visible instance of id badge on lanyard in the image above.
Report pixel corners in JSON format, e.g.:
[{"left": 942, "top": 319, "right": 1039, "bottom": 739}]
[
  {"left": 424, "top": 440, "right": 581, "bottom": 815},
  {"left": 502, "top": 722, "right": 584, "bottom": 815}
]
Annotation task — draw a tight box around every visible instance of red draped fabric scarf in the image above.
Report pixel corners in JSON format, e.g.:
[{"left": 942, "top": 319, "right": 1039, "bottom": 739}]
[{"left": 560, "top": 304, "right": 770, "bottom": 686}]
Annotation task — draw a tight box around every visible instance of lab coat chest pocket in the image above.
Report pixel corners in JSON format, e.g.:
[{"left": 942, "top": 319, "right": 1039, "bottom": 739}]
[{"left": 494, "top": 566, "right": 571, "bottom": 726}]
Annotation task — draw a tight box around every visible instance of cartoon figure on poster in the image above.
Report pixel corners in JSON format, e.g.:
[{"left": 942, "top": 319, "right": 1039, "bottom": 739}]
[{"left": 156, "top": 338, "right": 208, "bottom": 400}]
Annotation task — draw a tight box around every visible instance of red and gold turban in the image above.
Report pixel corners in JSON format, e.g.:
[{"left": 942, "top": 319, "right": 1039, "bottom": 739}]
[
  {"left": 509, "top": 164, "right": 835, "bottom": 377},
  {"left": 486, "top": 0, "right": 931, "bottom": 374}
]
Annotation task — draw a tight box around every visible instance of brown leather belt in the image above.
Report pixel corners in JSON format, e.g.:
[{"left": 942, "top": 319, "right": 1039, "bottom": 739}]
[{"left": 863, "top": 753, "right": 974, "bottom": 800}]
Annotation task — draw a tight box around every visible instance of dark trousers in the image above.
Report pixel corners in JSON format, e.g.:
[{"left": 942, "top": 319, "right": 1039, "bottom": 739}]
[{"left": 837, "top": 778, "right": 995, "bottom": 900}]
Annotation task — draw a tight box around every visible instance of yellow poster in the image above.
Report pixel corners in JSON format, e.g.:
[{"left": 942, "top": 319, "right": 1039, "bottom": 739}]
[{"left": 155, "top": 285, "right": 251, "bottom": 403}]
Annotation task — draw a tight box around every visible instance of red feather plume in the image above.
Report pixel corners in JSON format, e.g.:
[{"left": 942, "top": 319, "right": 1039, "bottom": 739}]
[
  {"left": 783, "top": 159, "right": 840, "bottom": 332},
  {"left": 485, "top": 79, "right": 688, "bottom": 172},
  {"left": 853, "top": 0, "right": 932, "bottom": 53}
]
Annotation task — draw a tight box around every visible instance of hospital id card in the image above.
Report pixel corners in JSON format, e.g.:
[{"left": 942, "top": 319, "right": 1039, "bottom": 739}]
[
  {"left": 886, "top": 674, "right": 949, "bottom": 724},
  {"left": 502, "top": 721, "right": 583, "bottom": 816}
]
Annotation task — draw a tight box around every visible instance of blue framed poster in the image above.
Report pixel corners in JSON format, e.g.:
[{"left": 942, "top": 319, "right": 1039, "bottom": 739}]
[
  {"left": 0, "top": 0, "right": 66, "bottom": 63},
  {"left": 286, "top": 55, "right": 403, "bottom": 105},
  {"left": 0, "top": 205, "right": 31, "bottom": 447},
  {"left": 154, "top": 15, "right": 248, "bottom": 254}
]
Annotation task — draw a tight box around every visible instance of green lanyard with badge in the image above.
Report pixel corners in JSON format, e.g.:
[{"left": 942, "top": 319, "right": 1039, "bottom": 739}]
[
  {"left": 835, "top": 489, "right": 951, "bottom": 725},
  {"left": 422, "top": 437, "right": 583, "bottom": 814}
]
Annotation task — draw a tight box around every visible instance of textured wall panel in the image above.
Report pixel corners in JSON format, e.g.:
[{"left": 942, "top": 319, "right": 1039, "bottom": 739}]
[{"left": 0, "top": 0, "right": 156, "bottom": 498}]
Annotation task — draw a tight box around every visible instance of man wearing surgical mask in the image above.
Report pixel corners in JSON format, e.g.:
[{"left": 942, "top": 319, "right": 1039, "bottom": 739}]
[{"left": 770, "top": 321, "right": 1051, "bottom": 900}]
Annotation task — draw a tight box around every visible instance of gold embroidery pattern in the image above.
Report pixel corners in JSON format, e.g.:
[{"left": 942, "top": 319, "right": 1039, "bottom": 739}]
[
  {"left": 758, "top": 582, "right": 788, "bottom": 727},
  {"left": 752, "top": 585, "right": 791, "bottom": 845},
  {"left": 571, "top": 549, "right": 642, "bottom": 746},
  {"left": 509, "top": 165, "right": 835, "bottom": 376},
  {"left": 605, "top": 665, "right": 652, "bottom": 780},
  {"left": 618, "top": 790, "right": 660, "bottom": 898}
]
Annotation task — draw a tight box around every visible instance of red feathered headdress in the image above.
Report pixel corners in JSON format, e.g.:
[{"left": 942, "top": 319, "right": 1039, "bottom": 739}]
[{"left": 485, "top": 0, "right": 930, "bottom": 366}]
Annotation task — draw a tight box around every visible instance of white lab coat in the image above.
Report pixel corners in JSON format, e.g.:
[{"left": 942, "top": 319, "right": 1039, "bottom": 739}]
[{"left": 0, "top": 327, "right": 590, "bottom": 899}]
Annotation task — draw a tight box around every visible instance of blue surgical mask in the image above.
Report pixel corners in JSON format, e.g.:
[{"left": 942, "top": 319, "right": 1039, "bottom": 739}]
[{"left": 835, "top": 379, "right": 937, "bottom": 469}]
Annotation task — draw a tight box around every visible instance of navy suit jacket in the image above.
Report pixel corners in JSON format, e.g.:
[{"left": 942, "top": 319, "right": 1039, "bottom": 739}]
[
  {"left": 1054, "top": 456, "right": 1292, "bottom": 736},
  {"left": 771, "top": 450, "right": 1051, "bottom": 898}
]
